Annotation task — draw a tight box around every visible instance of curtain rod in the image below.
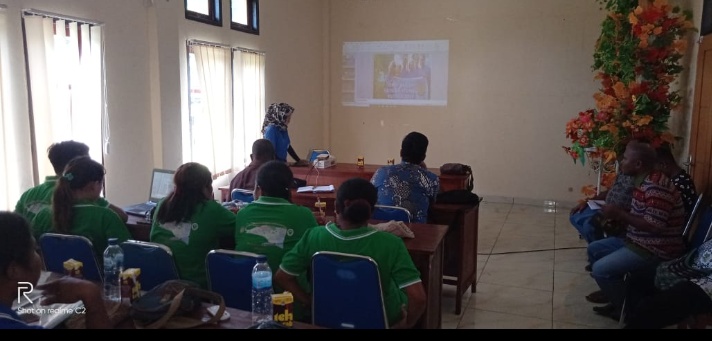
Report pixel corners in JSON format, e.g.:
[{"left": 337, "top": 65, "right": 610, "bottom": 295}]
[
  {"left": 187, "top": 39, "right": 231, "bottom": 49},
  {"left": 188, "top": 39, "right": 265, "bottom": 55},
  {"left": 23, "top": 8, "right": 102, "bottom": 25},
  {"left": 234, "top": 47, "right": 265, "bottom": 55}
]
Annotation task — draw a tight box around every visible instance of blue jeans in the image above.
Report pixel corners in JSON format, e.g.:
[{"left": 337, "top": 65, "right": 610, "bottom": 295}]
[
  {"left": 587, "top": 236, "right": 625, "bottom": 264},
  {"left": 570, "top": 207, "right": 601, "bottom": 243},
  {"left": 590, "top": 244, "right": 660, "bottom": 310}
]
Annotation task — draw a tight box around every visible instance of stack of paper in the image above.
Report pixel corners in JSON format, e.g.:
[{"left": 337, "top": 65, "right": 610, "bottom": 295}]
[
  {"left": 297, "top": 185, "right": 335, "bottom": 193},
  {"left": 587, "top": 200, "right": 606, "bottom": 210}
]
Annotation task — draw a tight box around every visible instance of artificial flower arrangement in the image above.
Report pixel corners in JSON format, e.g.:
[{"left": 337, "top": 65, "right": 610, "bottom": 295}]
[{"left": 563, "top": 0, "right": 695, "bottom": 197}]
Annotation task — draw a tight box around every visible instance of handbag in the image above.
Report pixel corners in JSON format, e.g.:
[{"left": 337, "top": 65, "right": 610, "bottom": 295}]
[
  {"left": 130, "top": 279, "right": 225, "bottom": 329},
  {"left": 439, "top": 163, "right": 474, "bottom": 191},
  {"left": 654, "top": 248, "right": 712, "bottom": 291}
]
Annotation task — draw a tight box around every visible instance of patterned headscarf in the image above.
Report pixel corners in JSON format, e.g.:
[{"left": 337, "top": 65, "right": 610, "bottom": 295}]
[{"left": 261, "top": 103, "right": 295, "bottom": 133}]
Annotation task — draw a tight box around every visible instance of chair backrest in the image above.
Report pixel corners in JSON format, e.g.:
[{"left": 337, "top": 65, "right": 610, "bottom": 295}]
[
  {"left": 688, "top": 204, "right": 712, "bottom": 250},
  {"left": 682, "top": 192, "right": 705, "bottom": 239},
  {"left": 372, "top": 205, "right": 411, "bottom": 223},
  {"left": 231, "top": 189, "right": 255, "bottom": 203},
  {"left": 205, "top": 249, "right": 262, "bottom": 311},
  {"left": 311, "top": 251, "right": 388, "bottom": 329},
  {"left": 120, "top": 240, "right": 180, "bottom": 291},
  {"left": 38, "top": 233, "right": 102, "bottom": 282}
]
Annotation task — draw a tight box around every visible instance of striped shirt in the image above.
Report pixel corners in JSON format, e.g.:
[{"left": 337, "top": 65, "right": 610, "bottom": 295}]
[{"left": 625, "top": 171, "right": 686, "bottom": 260}]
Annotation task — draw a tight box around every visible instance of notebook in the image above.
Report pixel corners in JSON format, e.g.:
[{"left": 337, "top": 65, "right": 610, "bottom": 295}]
[{"left": 124, "top": 168, "right": 175, "bottom": 217}]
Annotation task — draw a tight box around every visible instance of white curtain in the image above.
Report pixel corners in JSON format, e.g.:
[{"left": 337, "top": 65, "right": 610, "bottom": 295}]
[
  {"left": 23, "top": 15, "right": 103, "bottom": 179},
  {"left": 191, "top": 44, "right": 232, "bottom": 175},
  {"left": 0, "top": 7, "right": 33, "bottom": 210},
  {"left": 233, "top": 49, "right": 265, "bottom": 170}
]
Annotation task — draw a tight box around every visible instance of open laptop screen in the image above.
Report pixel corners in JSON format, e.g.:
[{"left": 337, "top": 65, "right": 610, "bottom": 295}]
[{"left": 149, "top": 169, "right": 175, "bottom": 202}]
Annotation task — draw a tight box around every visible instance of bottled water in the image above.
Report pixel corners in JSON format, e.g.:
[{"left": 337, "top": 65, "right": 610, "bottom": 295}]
[
  {"left": 103, "top": 238, "right": 124, "bottom": 302},
  {"left": 251, "top": 255, "right": 273, "bottom": 324}
]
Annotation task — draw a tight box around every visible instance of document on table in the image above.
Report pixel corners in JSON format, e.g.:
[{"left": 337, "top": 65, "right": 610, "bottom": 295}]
[
  {"left": 297, "top": 185, "right": 335, "bottom": 193},
  {"left": 12, "top": 272, "right": 85, "bottom": 329},
  {"left": 587, "top": 200, "right": 606, "bottom": 210}
]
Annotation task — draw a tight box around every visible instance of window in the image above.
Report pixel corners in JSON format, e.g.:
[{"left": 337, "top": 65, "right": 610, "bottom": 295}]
[
  {"left": 22, "top": 11, "right": 105, "bottom": 180},
  {"left": 186, "top": 41, "right": 265, "bottom": 178},
  {"left": 230, "top": 0, "right": 259, "bottom": 35},
  {"left": 185, "top": 0, "right": 222, "bottom": 27}
]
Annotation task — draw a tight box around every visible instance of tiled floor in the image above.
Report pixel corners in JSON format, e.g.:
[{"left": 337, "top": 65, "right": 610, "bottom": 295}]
[{"left": 438, "top": 199, "right": 621, "bottom": 329}]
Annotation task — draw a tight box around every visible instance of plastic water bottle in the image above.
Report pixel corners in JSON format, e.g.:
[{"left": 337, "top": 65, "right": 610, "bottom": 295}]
[
  {"left": 251, "top": 255, "right": 273, "bottom": 324},
  {"left": 103, "top": 238, "right": 124, "bottom": 302}
]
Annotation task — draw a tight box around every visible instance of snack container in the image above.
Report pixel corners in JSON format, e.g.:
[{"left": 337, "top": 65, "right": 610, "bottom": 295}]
[
  {"left": 63, "top": 259, "right": 84, "bottom": 279},
  {"left": 120, "top": 268, "right": 142, "bottom": 302},
  {"left": 272, "top": 291, "right": 294, "bottom": 327}
]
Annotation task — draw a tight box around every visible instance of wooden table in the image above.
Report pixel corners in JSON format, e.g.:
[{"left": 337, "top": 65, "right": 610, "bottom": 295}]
[
  {"left": 288, "top": 189, "right": 480, "bottom": 316},
  {"left": 125, "top": 216, "right": 447, "bottom": 329},
  {"left": 116, "top": 304, "right": 321, "bottom": 329},
  {"left": 218, "top": 162, "right": 471, "bottom": 203}
]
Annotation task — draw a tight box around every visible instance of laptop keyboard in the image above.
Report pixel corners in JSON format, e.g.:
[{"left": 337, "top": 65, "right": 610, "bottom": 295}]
[{"left": 124, "top": 202, "right": 156, "bottom": 216}]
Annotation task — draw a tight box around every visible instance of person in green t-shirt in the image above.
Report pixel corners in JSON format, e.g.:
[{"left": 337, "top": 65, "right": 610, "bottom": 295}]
[
  {"left": 31, "top": 156, "right": 131, "bottom": 259},
  {"left": 275, "top": 177, "right": 427, "bottom": 328},
  {"left": 150, "top": 162, "right": 236, "bottom": 289},
  {"left": 235, "top": 160, "right": 317, "bottom": 320},
  {"left": 15, "top": 140, "right": 128, "bottom": 225}
]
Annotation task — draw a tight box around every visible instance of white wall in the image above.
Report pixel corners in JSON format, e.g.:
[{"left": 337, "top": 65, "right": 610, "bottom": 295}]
[
  {"left": 326, "top": 0, "right": 703, "bottom": 204},
  {"left": 3, "top": 0, "right": 704, "bottom": 208}
]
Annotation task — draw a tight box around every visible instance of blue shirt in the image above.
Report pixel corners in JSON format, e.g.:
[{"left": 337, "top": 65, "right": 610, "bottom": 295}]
[
  {"left": 0, "top": 304, "right": 43, "bottom": 329},
  {"left": 264, "top": 124, "right": 291, "bottom": 162},
  {"left": 370, "top": 162, "right": 439, "bottom": 223}
]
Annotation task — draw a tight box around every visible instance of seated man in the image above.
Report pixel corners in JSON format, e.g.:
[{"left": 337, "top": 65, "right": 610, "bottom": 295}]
[
  {"left": 655, "top": 143, "right": 697, "bottom": 223},
  {"left": 569, "top": 169, "right": 635, "bottom": 244},
  {"left": 587, "top": 140, "right": 687, "bottom": 321},
  {"left": 370, "top": 132, "right": 439, "bottom": 223},
  {"left": 15, "top": 140, "right": 127, "bottom": 224},
  {"left": 228, "top": 139, "right": 275, "bottom": 193}
]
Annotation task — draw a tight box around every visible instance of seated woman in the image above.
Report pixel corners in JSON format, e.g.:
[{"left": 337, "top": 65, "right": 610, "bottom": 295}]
[
  {"left": 150, "top": 162, "right": 236, "bottom": 289},
  {"left": 0, "top": 212, "right": 110, "bottom": 329},
  {"left": 32, "top": 156, "right": 131, "bottom": 258},
  {"left": 234, "top": 160, "right": 318, "bottom": 320},
  {"left": 274, "top": 177, "right": 427, "bottom": 328}
]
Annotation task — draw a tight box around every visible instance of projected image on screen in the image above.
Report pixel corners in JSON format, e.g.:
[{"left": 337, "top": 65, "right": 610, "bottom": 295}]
[{"left": 342, "top": 40, "right": 448, "bottom": 107}]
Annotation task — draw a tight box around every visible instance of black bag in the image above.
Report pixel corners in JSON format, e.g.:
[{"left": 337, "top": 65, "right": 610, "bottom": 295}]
[
  {"left": 439, "top": 163, "right": 474, "bottom": 191},
  {"left": 130, "top": 279, "right": 225, "bottom": 329},
  {"left": 436, "top": 189, "right": 480, "bottom": 205}
]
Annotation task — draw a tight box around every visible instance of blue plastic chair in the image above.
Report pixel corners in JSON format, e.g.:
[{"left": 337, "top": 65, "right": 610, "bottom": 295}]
[
  {"left": 205, "top": 249, "right": 262, "bottom": 311},
  {"left": 372, "top": 205, "right": 411, "bottom": 223},
  {"left": 39, "top": 233, "right": 103, "bottom": 282},
  {"left": 121, "top": 240, "right": 180, "bottom": 291},
  {"left": 311, "top": 251, "right": 388, "bottom": 329},
  {"left": 231, "top": 189, "right": 255, "bottom": 203}
]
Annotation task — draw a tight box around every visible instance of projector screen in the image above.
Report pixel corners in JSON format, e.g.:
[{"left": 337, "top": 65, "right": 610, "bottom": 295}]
[{"left": 342, "top": 40, "right": 449, "bottom": 107}]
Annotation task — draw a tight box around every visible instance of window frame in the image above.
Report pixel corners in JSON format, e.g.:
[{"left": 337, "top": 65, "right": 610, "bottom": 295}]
[
  {"left": 185, "top": 0, "right": 222, "bottom": 27},
  {"left": 230, "top": 0, "right": 259, "bottom": 35}
]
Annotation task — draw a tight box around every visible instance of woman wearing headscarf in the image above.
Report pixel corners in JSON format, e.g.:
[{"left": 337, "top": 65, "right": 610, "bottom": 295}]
[{"left": 261, "top": 103, "right": 308, "bottom": 166}]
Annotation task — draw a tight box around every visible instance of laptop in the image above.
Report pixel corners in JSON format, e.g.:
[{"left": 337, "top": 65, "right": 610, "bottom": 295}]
[{"left": 124, "top": 168, "right": 175, "bottom": 217}]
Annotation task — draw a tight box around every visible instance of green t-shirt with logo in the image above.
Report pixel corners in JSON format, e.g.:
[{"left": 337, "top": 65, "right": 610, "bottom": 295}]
[
  {"left": 150, "top": 199, "right": 236, "bottom": 289},
  {"left": 15, "top": 176, "right": 58, "bottom": 224},
  {"left": 32, "top": 199, "right": 131, "bottom": 259}
]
